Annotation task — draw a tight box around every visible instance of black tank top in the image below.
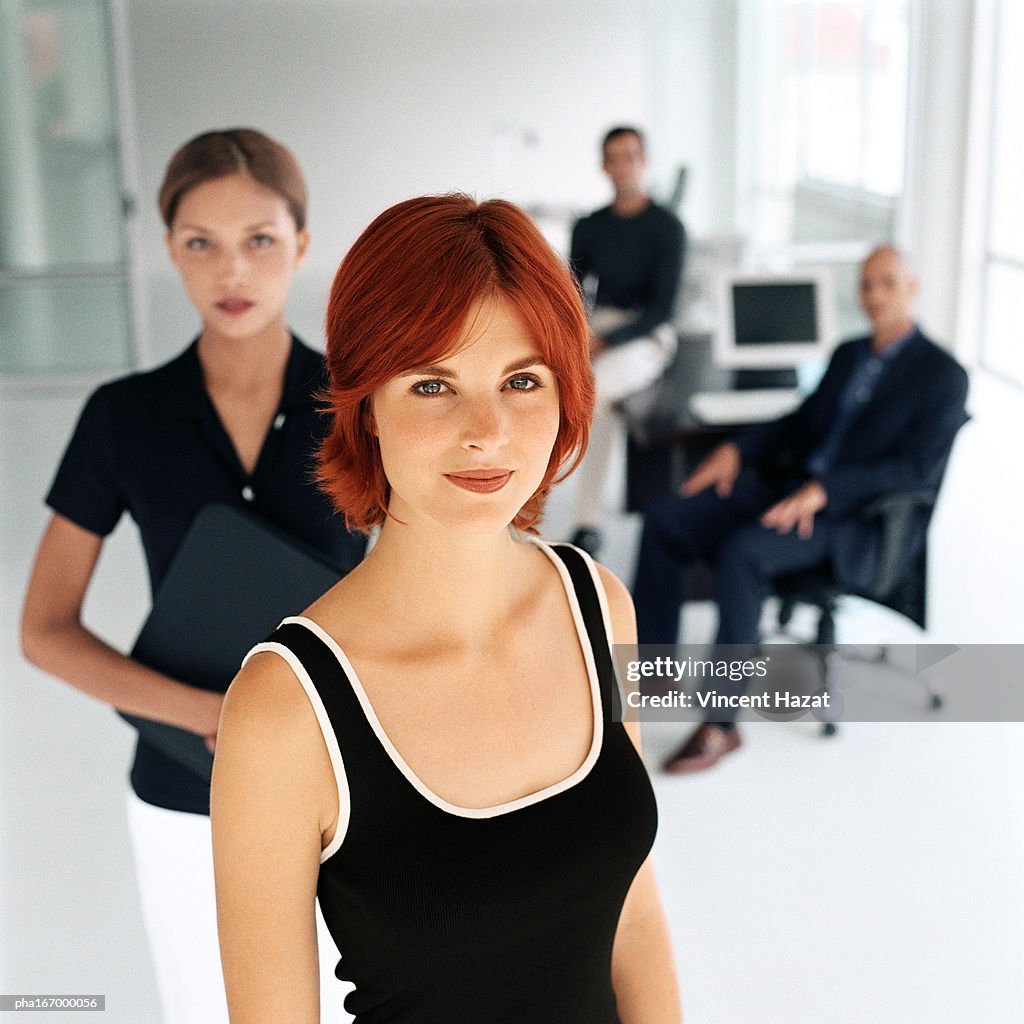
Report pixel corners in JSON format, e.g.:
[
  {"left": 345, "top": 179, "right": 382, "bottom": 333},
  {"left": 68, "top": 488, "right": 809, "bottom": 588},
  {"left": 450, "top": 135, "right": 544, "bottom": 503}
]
[{"left": 249, "top": 541, "right": 658, "bottom": 1023}]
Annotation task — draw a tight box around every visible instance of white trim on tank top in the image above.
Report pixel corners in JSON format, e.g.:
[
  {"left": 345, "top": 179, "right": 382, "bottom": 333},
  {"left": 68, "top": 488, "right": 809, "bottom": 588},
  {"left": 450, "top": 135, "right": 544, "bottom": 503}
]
[{"left": 280, "top": 535, "right": 607, "bottom": 823}]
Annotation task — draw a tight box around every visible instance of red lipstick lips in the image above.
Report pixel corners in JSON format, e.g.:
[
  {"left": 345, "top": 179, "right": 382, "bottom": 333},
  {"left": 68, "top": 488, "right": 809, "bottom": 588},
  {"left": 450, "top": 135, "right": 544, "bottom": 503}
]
[{"left": 444, "top": 469, "right": 513, "bottom": 494}]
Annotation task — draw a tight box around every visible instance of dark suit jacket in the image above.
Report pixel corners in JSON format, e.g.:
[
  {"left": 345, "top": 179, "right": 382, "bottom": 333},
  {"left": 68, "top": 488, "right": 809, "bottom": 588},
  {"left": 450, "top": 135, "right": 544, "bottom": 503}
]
[{"left": 735, "top": 327, "right": 969, "bottom": 592}]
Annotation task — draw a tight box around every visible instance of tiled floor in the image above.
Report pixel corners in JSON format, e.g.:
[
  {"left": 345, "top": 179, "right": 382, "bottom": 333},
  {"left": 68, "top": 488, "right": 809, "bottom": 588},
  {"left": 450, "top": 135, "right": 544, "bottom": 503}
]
[{"left": 2, "top": 378, "right": 1022, "bottom": 1023}]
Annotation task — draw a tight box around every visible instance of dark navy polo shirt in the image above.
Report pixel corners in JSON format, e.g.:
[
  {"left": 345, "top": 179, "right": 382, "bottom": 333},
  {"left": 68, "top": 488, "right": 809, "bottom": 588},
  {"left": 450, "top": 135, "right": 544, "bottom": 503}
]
[{"left": 46, "top": 335, "right": 366, "bottom": 813}]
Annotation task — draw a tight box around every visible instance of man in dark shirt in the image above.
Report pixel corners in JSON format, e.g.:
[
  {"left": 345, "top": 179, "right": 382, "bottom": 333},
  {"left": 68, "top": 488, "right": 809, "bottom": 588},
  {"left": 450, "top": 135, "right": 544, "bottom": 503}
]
[
  {"left": 568, "top": 127, "right": 686, "bottom": 557},
  {"left": 632, "top": 246, "right": 968, "bottom": 772}
]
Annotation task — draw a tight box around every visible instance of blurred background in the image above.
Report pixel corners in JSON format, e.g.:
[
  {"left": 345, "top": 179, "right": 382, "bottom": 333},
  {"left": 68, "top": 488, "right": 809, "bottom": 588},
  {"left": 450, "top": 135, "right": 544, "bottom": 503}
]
[
  {"left": 4, "top": 0, "right": 1018, "bottom": 378},
  {"left": 2, "top": 1, "right": 1022, "bottom": 1021}
]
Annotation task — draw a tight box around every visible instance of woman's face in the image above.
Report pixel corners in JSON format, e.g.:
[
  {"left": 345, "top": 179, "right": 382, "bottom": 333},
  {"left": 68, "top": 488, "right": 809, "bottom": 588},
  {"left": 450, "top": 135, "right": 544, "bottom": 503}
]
[
  {"left": 165, "top": 172, "right": 309, "bottom": 341},
  {"left": 371, "top": 297, "right": 561, "bottom": 535}
]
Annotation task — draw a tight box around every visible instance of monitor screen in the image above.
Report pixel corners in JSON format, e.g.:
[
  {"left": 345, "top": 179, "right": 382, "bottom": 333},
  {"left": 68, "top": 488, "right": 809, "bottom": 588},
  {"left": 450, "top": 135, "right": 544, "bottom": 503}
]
[
  {"left": 714, "top": 271, "right": 834, "bottom": 369},
  {"left": 734, "top": 282, "right": 818, "bottom": 347}
]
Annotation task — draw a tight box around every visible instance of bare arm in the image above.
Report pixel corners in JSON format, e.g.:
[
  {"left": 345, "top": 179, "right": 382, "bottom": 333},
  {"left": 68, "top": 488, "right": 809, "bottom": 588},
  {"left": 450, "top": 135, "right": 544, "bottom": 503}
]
[
  {"left": 612, "top": 847, "right": 683, "bottom": 1024},
  {"left": 211, "top": 651, "right": 338, "bottom": 1023},
  {"left": 597, "top": 565, "right": 684, "bottom": 1023},
  {"left": 20, "top": 513, "right": 222, "bottom": 738}
]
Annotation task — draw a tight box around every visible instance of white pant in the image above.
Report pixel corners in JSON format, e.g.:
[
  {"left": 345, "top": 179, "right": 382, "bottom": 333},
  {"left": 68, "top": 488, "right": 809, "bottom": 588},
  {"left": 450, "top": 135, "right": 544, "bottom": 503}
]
[
  {"left": 126, "top": 791, "right": 351, "bottom": 1024},
  {"left": 573, "top": 310, "right": 677, "bottom": 528}
]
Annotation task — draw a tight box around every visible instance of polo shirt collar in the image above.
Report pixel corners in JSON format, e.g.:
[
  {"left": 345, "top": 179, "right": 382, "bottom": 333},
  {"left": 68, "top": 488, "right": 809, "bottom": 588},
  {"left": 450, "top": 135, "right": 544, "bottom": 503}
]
[{"left": 167, "top": 334, "right": 313, "bottom": 419}]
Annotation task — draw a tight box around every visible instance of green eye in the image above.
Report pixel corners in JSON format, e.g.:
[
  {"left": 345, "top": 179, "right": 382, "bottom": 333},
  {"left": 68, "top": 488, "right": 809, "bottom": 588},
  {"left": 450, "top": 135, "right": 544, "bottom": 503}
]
[
  {"left": 412, "top": 380, "right": 448, "bottom": 396},
  {"left": 507, "top": 374, "right": 540, "bottom": 391}
]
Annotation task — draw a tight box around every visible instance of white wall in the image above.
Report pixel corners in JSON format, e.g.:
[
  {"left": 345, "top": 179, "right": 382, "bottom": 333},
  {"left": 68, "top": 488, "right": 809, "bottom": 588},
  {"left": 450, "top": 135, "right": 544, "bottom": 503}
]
[
  {"left": 120, "top": 0, "right": 992, "bottom": 415},
  {"left": 124, "top": 0, "right": 665, "bottom": 364},
  {"left": 648, "top": 0, "right": 738, "bottom": 236},
  {"left": 901, "top": 0, "right": 976, "bottom": 349}
]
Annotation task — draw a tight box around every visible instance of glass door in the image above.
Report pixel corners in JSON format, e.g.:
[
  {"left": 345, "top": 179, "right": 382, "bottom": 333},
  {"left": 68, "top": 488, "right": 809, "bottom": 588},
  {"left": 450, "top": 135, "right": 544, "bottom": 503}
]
[{"left": 0, "top": 0, "right": 135, "bottom": 376}]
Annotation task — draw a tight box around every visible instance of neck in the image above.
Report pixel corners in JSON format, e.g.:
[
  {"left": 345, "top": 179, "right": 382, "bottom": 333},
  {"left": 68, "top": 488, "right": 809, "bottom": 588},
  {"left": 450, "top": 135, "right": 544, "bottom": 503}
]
[
  {"left": 197, "top": 318, "right": 291, "bottom": 391},
  {"left": 358, "top": 518, "right": 535, "bottom": 647},
  {"left": 612, "top": 189, "right": 649, "bottom": 217},
  {"left": 871, "top": 318, "right": 915, "bottom": 354}
]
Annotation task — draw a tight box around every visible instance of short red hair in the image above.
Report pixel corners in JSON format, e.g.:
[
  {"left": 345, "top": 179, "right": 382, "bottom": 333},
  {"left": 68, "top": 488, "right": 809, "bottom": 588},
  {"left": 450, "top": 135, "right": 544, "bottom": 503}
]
[{"left": 318, "top": 194, "right": 593, "bottom": 534}]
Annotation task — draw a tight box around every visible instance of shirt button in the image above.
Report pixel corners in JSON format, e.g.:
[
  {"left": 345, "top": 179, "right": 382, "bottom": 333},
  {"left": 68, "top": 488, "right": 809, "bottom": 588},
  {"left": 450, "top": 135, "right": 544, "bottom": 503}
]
[
  {"left": 242, "top": 485, "right": 255, "bottom": 502},
  {"left": 273, "top": 412, "right": 286, "bottom": 430}
]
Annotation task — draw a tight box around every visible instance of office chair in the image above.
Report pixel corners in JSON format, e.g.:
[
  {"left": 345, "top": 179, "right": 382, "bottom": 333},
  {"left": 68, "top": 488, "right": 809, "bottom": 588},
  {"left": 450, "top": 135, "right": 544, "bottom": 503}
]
[
  {"left": 771, "top": 463, "right": 963, "bottom": 736},
  {"left": 667, "top": 165, "right": 689, "bottom": 217}
]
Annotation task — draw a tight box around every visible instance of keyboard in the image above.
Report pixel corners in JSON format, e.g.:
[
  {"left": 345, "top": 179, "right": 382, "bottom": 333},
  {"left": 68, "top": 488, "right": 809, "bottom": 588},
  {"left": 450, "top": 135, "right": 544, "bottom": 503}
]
[{"left": 689, "top": 388, "right": 803, "bottom": 425}]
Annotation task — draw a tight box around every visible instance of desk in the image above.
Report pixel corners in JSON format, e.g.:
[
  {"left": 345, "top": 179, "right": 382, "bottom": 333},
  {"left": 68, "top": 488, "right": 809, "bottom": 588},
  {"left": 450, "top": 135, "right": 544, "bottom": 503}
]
[
  {"left": 619, "top": 333, "right": 798, "bottom": 512},
  {"left": 618, "top": 334, "right": 801, "bottom": 605}
]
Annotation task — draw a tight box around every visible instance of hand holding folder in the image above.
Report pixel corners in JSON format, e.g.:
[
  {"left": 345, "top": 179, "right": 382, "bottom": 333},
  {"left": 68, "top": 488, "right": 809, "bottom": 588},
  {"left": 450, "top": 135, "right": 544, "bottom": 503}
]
[{"left": 121, "top": 503, "right": 343, "bottom": 780}]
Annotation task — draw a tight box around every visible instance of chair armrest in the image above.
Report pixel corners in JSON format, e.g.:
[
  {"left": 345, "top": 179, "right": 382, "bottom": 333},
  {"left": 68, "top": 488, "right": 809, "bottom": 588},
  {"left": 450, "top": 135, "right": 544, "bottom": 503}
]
[
  {"left": 861, "top": 490, "right": 936, "bottom": 599},
  {"left": 861, "top": 489, "right": 935, "bottom": 519}
]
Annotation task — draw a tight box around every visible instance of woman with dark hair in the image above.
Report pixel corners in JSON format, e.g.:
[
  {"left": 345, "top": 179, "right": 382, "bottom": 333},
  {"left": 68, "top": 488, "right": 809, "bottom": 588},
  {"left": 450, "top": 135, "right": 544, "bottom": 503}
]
[
  {"left": 21, "top": 128, "right": 364, "bottom": 1023},
  {"left": 212, "top": 194, "right": 682, "bottom": 1022}
]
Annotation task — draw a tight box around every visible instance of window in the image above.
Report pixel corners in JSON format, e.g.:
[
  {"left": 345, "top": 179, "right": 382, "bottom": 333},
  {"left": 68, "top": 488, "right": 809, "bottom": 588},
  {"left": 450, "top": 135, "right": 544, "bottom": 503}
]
[
  {"left": 737, "top": 0, "right": 911, "bottom": 338},
  {"left": 794, "top": 0, "right": 909, "bottom": 196},
  {"left": 980, "top": 0, "right": 1024, "bottom": 385},
  {"left": 0, "top": 0, "right": 136, "bottom": 377}
]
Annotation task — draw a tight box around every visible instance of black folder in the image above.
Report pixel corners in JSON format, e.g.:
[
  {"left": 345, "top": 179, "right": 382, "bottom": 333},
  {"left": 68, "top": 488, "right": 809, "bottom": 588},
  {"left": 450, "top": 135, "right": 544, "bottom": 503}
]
[{"left": 120, "top": 503, "right": 343, "bottom": 779}]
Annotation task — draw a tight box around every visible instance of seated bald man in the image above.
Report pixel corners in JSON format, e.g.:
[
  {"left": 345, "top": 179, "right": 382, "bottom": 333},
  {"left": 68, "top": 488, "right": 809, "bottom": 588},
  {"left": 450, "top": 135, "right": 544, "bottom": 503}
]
[{"left": 632, "top": 246, "right": 968, "bottom": 773}]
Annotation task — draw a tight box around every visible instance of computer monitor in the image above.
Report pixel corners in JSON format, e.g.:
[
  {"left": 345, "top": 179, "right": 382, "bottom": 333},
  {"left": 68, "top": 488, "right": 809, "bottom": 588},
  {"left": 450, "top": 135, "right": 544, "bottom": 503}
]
[{"left": 713, "top": 270, "right": 835, "bottom": 369}]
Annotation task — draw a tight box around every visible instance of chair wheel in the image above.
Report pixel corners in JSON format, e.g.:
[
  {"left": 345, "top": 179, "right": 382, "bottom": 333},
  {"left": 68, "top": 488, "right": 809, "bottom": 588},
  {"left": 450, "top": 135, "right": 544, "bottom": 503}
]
[
  {"left": 821, "top": 722, "right": 838, "bottom": 737},
  {"left": 930, "top": 694, "right": 943, "bottom": 710}
]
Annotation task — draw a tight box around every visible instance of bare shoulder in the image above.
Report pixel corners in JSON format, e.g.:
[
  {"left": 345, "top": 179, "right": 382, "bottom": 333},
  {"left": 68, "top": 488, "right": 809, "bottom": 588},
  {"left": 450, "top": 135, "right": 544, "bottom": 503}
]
[
  {"left": 221, "top": 649, "right": 319, "bottom": 742},
  {"left": 301, "top": 563, "right": 378, "bottom": 653},
  {"left": 215, "top": 650, "right": 335, "bottom": 822},
  {"left": 592, "top": 561, "right": 638, "bottom": 646}
]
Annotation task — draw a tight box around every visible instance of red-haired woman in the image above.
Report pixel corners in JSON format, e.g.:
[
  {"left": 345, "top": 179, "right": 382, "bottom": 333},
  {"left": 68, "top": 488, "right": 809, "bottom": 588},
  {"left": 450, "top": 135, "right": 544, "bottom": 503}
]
[
  {"left": 21, "top": 129, "right": 364, "bottom": 1023},
  {"left": 212, "top": 194, "right": 683, "bottom": 1023}
]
